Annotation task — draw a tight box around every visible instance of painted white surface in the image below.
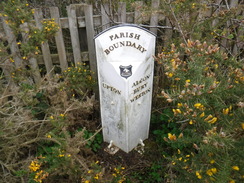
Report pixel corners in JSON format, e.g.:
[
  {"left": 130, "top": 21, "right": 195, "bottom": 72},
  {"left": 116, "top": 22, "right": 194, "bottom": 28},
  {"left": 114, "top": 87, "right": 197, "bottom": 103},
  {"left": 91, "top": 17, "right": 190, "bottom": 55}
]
[{"left": 95, "top": 24, "right": 156, "bottom": 153}]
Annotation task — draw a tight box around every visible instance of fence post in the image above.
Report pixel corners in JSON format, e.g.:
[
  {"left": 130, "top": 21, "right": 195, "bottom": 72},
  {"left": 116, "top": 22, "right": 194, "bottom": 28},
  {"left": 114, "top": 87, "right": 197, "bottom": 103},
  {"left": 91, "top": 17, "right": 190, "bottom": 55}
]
[
  {"left": 50, "top": 7, "right": 68, "bottom": 71},
  {"left": 101, "top": 3, "right": 111, "bottom": 30},
  {"left": 118, "top": 2, "right": 126, "bottom": 23},
  {"left": 150, "top": 0, "right": 160, "bottom": 35},
  {"left": 67, "top": 4, "right": 82, "bottom": 65},
  {"left": 34, "top": 8, "right": 54, "bottom": 77}
]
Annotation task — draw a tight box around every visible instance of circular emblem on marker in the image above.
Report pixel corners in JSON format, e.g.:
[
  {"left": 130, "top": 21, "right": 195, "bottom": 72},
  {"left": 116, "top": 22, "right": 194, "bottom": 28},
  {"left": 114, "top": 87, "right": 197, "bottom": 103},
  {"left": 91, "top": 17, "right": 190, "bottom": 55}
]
[{"left": 119, "top": 65, "right": 132, "bottom": 79}]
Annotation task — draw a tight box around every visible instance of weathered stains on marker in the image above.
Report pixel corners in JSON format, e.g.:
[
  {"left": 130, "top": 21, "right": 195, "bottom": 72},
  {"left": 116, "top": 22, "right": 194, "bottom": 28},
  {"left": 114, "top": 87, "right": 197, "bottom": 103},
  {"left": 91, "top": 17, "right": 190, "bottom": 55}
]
[{"left": 102, "top": 83, "right": 121, "bottom": 95}]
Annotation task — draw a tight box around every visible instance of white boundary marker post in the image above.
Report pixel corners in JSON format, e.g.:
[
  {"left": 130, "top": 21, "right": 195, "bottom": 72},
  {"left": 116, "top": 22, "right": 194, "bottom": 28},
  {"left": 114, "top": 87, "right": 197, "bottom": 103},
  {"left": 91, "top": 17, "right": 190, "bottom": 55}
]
[{"left": 95, "top": 24, "right": 156, "bottom": 153}]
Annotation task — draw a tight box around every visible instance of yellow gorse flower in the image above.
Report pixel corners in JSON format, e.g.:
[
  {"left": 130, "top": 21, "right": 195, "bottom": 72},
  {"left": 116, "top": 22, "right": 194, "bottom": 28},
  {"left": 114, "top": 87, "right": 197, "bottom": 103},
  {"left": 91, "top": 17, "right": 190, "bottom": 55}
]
[
  {"left": 204, "top": 115, "right": 213, "bottom": 121},
  {"left": 194, "top": 103, "right": 204, "bottom": 110},
  {"left": 34, "top": 170, "right": 49, "bottom": 183},
  {"left": 29, "top": 160, "right": 41, "bottom": 172},
  {"left": 189, "top": 120, "right": 194, "bottom": 125},
  {"left": 168, "top": 133, "right": 177, "bottom": 141},
  {"left": 232, "top": 166, "right": 239, "bottom": 171},
  {"left": 195, "top": 171, "right": 202, "bottom": 179},
  {"left": 177, "top": 103, "right": 183, "bottom": 108},
  {"left": 208, "top": 117, "right": 218, "bottom": 124},
  {"left": 223, "top": 105, "right": 232, "bottom": 115},
  {"left": 206, "top": 168, "right": 217, "bottom": 176},
  {"left": 210, "top": 160, "right": 215, "bottom": 164},
  {"left": 173, "top": 109, "right": 182, "bottom": 115},
  {"left": 199, "top": 112, "right": 205, "bottom": 118}
]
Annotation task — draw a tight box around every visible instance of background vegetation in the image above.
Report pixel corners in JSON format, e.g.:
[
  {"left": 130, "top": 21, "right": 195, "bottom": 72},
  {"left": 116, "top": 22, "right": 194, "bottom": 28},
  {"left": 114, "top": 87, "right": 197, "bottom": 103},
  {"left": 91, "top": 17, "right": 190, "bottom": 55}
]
[{"left": 0, "top": 0, "right": 243, "bottom": 182}]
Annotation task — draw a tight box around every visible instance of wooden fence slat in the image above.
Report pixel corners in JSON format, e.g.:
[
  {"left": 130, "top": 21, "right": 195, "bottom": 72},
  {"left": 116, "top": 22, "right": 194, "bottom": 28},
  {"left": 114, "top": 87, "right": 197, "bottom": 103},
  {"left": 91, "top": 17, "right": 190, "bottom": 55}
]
[
  {"left": 50, "top": 7, "right": 68, "bottom": 71},
  {"left": 84, "top": 4, "right": 98, "bottom": 97},
  {"left": 34, "top": 8, "right": 54, "bottom": 76},
  {"left": 2, "top": 18, "right": 23, "bottom": 68},
  {"left": 150, "top": 0, "right": 160, "bottom": 35},
  {"left": 1, "top": 59, "right": 17, "bottom": 91},
  {"left": 20, "top": 23, "right": 41, "bottom": 83},
  {"left": 29, "top": 57, "right": 42, "bottom": 83},
  {"left": 84, "top": 5, "right": 96, "bottom": 74},
  {"left": 118, "top": 2, "right": 126, "bottom": 23},
  {"left": 101, "top": 3, "right": 110, "bottom": 30},
  {"left": 134, "top": 1, "right": 144, "bottom": 24},
  {"left": 67, "top": 4, "right": 82, "bottom": 65}
]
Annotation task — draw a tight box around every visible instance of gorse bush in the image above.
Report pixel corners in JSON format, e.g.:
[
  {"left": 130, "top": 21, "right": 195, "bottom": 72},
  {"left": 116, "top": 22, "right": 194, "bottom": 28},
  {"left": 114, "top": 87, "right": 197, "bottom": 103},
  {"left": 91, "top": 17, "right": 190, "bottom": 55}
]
[
  {"left": 62, "top": 62, "right": 96, "bottom": 98},
  {"left": 155, "top": 40, "right": 244, "bottom": 182},
  {"left": 1, "top": 0, "right": 60, "bottom": 60}
]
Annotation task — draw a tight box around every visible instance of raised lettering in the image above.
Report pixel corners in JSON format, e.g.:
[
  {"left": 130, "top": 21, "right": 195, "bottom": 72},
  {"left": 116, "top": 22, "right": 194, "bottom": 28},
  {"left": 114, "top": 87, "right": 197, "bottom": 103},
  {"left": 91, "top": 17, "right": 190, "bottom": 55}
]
[
  {"left": 126, "top": 41, "right": 132, "bottom": 46},
  {"left": 132, "top": 75, "right": 150, "bottom": 87},
  {"left": 104, "top": 40, "right": 147, "bottom": 55},
  {"left": 130, "top": 88, "right": 151, "bottom": 102},
  {"left": 109, "top": 35, "right": 114, "bottom": 41},
  {"left": 120, "top": 41, "right": 125, "bottom": 46},
  {"left": 131, "top": 42, "right": 137, "bottom": 48},
  {"left": 120, "top": 32, "right": 125, "bottom": 38},
  {"left": 104, "top": 49, "right": 110, "bottom": 55},
  {"left": 134, "top": 34, "right": 140, "bottom": 40},
  {"left": 102, "top": 83, "right": 121, "bottom": 95},
  {"left": 114, "top": 34, "right": 119, "bottom": 39},
  {"left": 141, "top": 48, "right": 147, "bottom": 53},
  {"left": 137, "top": 45, "right": 143, "bottom": 52},
  {"left": 113, "top": 42, "right": 119, "bottom": 48},
  {"left": 109, "top": 46, "right": 114, "bottom": 51}
]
